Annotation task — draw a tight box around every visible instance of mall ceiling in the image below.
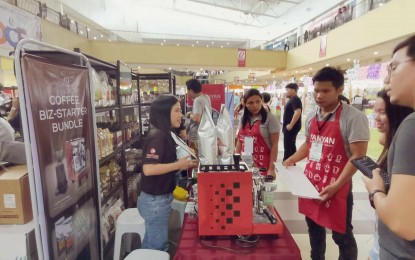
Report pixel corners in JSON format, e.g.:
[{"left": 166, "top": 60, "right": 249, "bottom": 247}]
[{"left": 42, "top": 0, "right": 394, "bottom": 84}]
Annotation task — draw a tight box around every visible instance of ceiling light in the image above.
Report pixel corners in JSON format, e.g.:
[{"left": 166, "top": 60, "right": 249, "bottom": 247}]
[
  {"left": 161, "top": 43, "right": 163, "bottom": 46},
  {"left": 192, "top": 44, "right": 194, "bottom": 47},
  {"left": 138, "top": 66, "right": 141, "bottom": 69},
  {"left": 309, "top": 67, "right": 312, "bottom": 70},
  {"left": 108, "top": 39, "right": 111, "bottom": 42},
  {"left": 227, "top": 42, "right": 229, "bottom": 45},
  {"left": 200, "top": 68, "right": 203, "bottom": 70},
  {"left": 80, "top": 31, "right": 83, "bottom": 34},
  {"left": 87, "top": 28, "right": 90, "bottom": 31},
  {"left": 93, "top": 36, "right": 97, "bottom": 40},
  {"left": 206, "top": 45, "right": 209, "bottom": 47},
  {"left": 221, "top": 46, "right": 223, "bottom": 48},
  {"left": 196, "top": 41, "right": 199, "bottom": 44},
  {"left": 70, "top": 20, "right": 74, "bottom": 23},
  {"left": 347, "top": 58, "right": 351, "bottom": 62},
  {"left": 272, "top": 76, "right": 275, "bottom": 78},
  {"left": 163, "top": 39, "right": 166, "bottom": 42},
  {"left": 295, "top": 71, "right": 298, "bottom": 73},
  {"left": 100, "top": 34, "right": 103, "bottom": 37},
  {"left": 379, "top": 3, "right": 384, "bottom": 6},
  {"left": 177, "top": 43, "right": 180, "bottom": 46},
  {"left": 373, "top": 51, "right": 379, "bottom": 55},
  {"left": 168, "top": 67, "right": 172, "bottom": 70},
  {"left": 326, "top": 63, "right": 329, "bottom": 66},
  {"left": 212, "top": 41, "right": 214, "bottom": 44},
  {"left": 283, "top": 73, "right": 286, "bottom": 76}
]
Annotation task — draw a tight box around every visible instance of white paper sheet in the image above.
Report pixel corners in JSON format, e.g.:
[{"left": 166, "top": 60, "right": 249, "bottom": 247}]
[{"left": 275, "top": 163, "right": 321, "bottom": 200}]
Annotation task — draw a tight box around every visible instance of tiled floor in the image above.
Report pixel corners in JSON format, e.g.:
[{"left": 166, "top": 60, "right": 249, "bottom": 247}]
[{"left": 273, "top": 131, "right": 376, "bottom": 260}]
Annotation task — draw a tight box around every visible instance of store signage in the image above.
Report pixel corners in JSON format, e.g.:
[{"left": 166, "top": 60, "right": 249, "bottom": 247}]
[
  {"left": 202, "top": 84, "right": 226, "bottom": 114},
  {"left": 238, "top": 48, "right": 246, "bottom": 67},
  {"left": 367, "top": 64, "right": 381, "bottom": 80},
  {"left": 0, "top": 1, "right": 42, "bottom": 57},
  {"left": 21, "top": 55, "right": 100, "bottom": 259}
]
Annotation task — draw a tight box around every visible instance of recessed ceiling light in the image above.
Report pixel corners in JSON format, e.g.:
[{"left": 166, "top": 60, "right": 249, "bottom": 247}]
[
  {"left": 100, "top": 35, "right": 103, "bottom": 37},
  {"left": 309, "top": 67, "right": 312, "bottom": 70},
  {"left": 200, "top": 68, "right": 203, "bottom": 70},
  {"left": 212, "top": 41, "right": 214, "bottom": 44},
  {"left": 227, "top": 42, "right": 229, "bottom": 45},
  {"left": 80, "top": 31, "right": 83, "bottom": 34},
  {"left": 326, "top": 63, "right": 329, "bottom": 66},
  {"left": 283, "top": 73, "right": 286, "bottom": 76},
  {"left": 347, "top": 58, "right": 351, "bottom": 62},
  {"left": 177, "top": 43, "right": 180, "bottom": 46},
  {"left": 108, "top": 39, "right": 111, "bottom": 42},
  {"left": 138, "top": 66, "right": 141, "bottom": 69},
  {"left": 206, "top": 45, "right": 209, "bottom": 47},
  {"left": 163, "top": 39, "right": 166, "bottom": 42},
  {"left": 221, "top": 46, "right": 223, "bottom": 48},
  {"left": 93, "top": 36, "right": 97, "bottom": 40},
  {"left": 295, "top": 71, "right": 298, "bottom": 73},
  {"left": 161, "top": 43, "right": 163, "bottom": 46},
  {"left": 192, "top": 44, "right": 194, "bottom": 47},
  {"left": 87, "top": 28, "right": 90, "bottom": 31},
  {"left": 373, "top": 51, "right": 379, "bottom": 55},
  {"left": 196, "top": 41, "right": 199, "bottom": 44},
  {"left": 272, "top": 76, "right": 275, "bottom": 78}
]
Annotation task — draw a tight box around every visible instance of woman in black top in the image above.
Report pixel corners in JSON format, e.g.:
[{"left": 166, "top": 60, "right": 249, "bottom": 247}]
[{"left": 138, "top": 95, "right": 198, "bottom": 251}]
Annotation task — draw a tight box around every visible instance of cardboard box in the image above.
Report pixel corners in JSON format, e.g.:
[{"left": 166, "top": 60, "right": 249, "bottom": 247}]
[{"left": 0, "top": 165, "right": 33, "bottom": 224}]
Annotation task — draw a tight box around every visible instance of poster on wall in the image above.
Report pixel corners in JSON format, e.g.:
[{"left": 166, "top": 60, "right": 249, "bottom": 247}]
[
  {"left": 319, "top": 35, "right": 327, "bottom": 58},
  {"left": 21, "top": 54, "right": 100, "bottom": 260},
  {"left": 238, "top": 48, "right": 246, "bottom": 67},
  {"left": 0, "top": 1, "right": 42, "bottom": 57}
]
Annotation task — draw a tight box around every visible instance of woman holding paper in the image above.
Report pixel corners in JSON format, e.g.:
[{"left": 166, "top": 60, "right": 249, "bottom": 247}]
[
  {"left": 138, "top": 94, "right": 198, "bottom": 252},
  {"left": 235, "top": 89, "right": 280, "bottom": 178}
]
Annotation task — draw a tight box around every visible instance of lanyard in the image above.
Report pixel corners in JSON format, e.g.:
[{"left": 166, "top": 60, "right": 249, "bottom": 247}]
[{"left": 315, "top": 104, "right": 340, "bottom": 133}]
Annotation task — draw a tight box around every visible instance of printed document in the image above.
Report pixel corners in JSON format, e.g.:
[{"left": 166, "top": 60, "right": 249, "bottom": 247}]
[{"left": 275, "top": 163, "right": 321, "bottom": 200}]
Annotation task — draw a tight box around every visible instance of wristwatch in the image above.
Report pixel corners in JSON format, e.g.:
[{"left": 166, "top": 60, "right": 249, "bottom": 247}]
[{"left": 369, "top": 189, "right": 385, "bottom": 209}]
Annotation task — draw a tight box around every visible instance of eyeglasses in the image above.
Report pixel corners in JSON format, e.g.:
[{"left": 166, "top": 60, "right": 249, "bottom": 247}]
[{"left": 387, "top": 58, "right": 414, "bottom": 74}]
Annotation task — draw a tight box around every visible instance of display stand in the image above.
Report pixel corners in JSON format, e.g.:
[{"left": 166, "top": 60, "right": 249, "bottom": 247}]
[
  {"left": 14, "top": 39, "right": 101, "bottom": 260},
  {"left": 13, "top": 39, "right": 143, "bottom": 260}
]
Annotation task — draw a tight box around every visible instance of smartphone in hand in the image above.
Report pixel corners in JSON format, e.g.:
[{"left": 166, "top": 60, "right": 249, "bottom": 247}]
[{"left": 351, "top": 156, "right": 390, "bottom": 190}]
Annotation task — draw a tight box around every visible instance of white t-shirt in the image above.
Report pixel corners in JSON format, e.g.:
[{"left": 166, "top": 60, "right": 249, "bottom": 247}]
[{"left": 188, "top": 94, "right": 212, "bottom": 141}]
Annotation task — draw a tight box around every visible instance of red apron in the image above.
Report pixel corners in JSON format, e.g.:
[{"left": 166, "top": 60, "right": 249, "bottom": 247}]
[
  {"left": 299, "top": 104, "right": 351, "bottom": 233},
  {"left": 237, "top": 119, "right": 271, "bottom": 175}
]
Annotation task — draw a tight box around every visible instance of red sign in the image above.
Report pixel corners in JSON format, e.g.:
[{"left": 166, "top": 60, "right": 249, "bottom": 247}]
[
  {"left": 238, "top": 48, "right": 246, "bottom": 67},
  {"left": 202, "top": 84, "right": 226, "bottom": 114}
]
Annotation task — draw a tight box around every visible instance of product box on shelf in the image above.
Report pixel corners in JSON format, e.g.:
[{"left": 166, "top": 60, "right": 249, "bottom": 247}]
[{"left": 0, "top": 165, "right": 33, "bottom": 224}]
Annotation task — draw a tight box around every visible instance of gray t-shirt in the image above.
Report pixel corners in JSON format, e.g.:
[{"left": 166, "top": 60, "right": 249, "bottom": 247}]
[
  {"left": 238, "top": 112, "right": 281, "bottom": 149},
  {"left": 379, "top": 112, "right": 415, "bottom": 259},
  {"left": 188, "top": 94, "right": 212, "bottom": 141},
  {"left": 305, "top": 103, "right": 369, "bottom": 157}
]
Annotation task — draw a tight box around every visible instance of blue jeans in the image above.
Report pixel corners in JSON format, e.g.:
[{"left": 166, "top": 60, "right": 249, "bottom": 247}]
[{"left": 137, "top": 192, "right": 172, "bottom": 251}]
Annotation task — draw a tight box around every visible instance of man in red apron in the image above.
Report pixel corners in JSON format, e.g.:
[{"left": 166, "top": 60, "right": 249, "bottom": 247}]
[{"left": 284, "top": 67, "right": 369, "bottom": 260}]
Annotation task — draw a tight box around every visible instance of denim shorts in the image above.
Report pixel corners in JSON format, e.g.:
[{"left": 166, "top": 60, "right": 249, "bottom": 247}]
[{"left": 137, "top": 191, "right": 173, "bottom": 251}]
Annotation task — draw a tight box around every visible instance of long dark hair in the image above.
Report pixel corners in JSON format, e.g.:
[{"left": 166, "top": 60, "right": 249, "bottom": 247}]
[
  {"left": 376, "top": 90, "right": 413, "bottom": 169},
  {"left": 149, "top": 94, "right": 179, "bottom": 133},
  {"left": 241, "top": 89, "right": 268, "bottom": 128}
]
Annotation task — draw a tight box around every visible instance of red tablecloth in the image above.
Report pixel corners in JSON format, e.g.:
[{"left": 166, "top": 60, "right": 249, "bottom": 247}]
[{"left": 174, "top": 212, "right": 302, "bottom": 260}]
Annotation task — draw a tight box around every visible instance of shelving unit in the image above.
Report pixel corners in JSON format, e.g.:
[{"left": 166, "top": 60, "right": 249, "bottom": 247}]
[{"left": 137, "top": 73, "right": 176, "bottom": 136}]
